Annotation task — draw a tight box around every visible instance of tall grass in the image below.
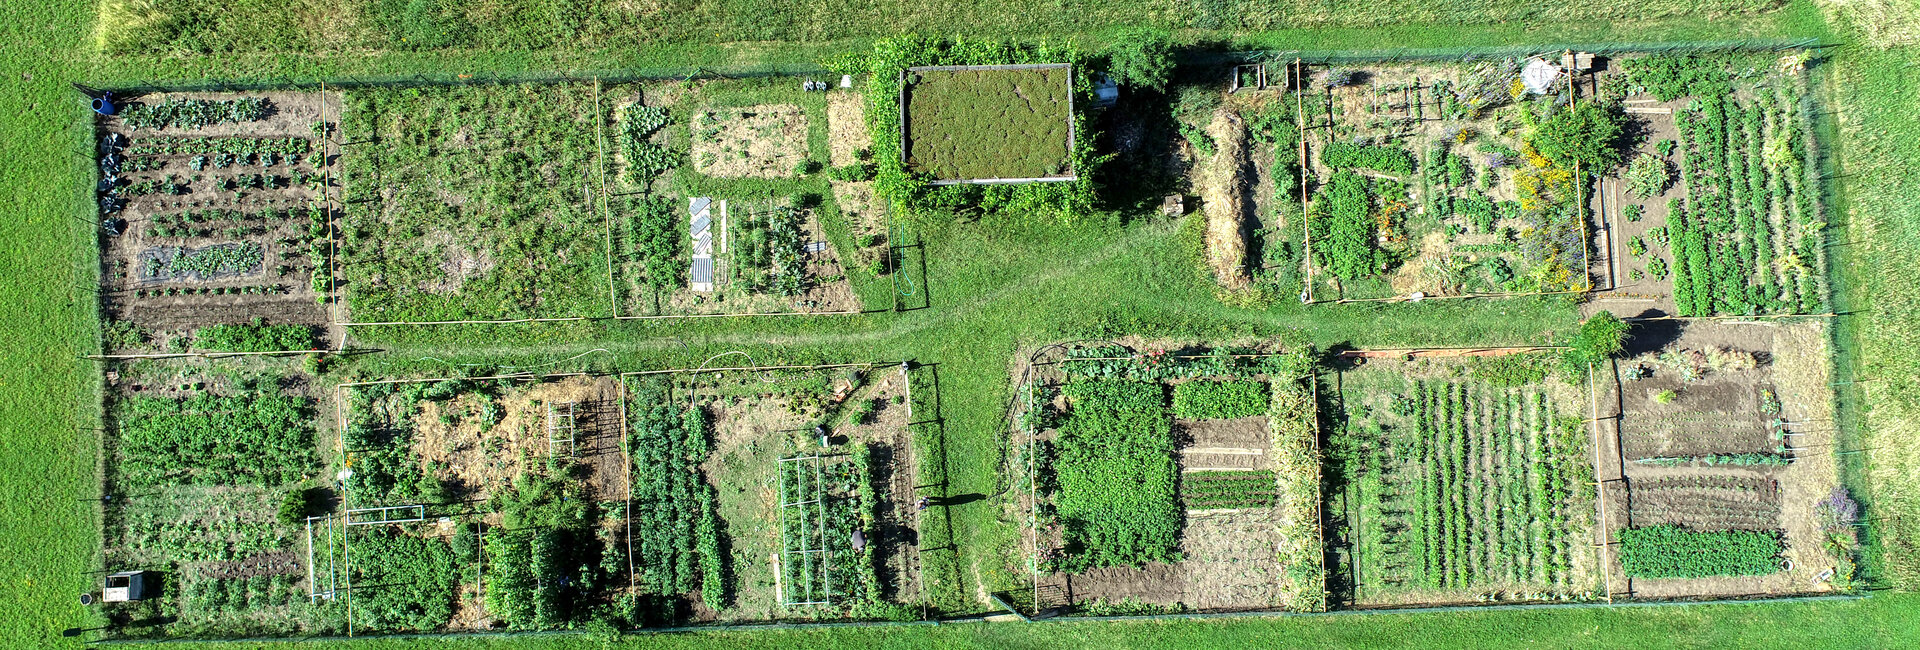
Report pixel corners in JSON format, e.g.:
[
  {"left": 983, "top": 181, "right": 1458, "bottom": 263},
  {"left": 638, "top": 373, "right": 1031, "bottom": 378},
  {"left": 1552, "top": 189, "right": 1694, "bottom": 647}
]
[{"left": 92, "top": 0, "right": 1795, "bottom": 55}]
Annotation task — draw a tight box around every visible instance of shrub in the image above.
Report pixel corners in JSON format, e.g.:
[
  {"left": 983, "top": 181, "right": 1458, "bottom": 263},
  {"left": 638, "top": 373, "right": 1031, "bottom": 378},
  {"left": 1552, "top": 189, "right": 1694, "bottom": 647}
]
[
  {"left": 1532, "top": 102, "right": 1627, "bottom": 171},
  {"left": 276, "top": 486, "right": 311, "bottom": 525},
  {"left": 1103, "top": 27, "right": 1175, "bottom": 92},
  {"left": 1562, "top": 311, "right": 1630, "bottom": 373},
  {"left": 1653, "top": 389, "right": 1678, "bottom": 404},
  {"left": 1619, "top": 525, "right": 1782, "bottom": 578},
  {"left": 1625, "top": 154, "right": 1671, "bottom": 198},
  {"left": 1171, "top": 380, "right": 1269, "bottom": 419}
]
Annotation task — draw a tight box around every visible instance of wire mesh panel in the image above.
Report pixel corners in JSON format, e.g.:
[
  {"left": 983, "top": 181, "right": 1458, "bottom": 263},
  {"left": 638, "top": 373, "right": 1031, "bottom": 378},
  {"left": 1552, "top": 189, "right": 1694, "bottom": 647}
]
[
  {"left": 778, "top": 455, "right": 832, "bottom": 606},
  {"left": 548, "top": 401, "right": 578, "bottom": 457}
]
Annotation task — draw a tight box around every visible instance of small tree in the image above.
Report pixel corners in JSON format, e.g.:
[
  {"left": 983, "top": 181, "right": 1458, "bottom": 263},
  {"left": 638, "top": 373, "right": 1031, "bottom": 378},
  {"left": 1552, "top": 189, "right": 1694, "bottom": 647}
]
[
  {"left": 1532, "top": 102, "right": 1627, "bottom": 171},
  {"left": 1563, "top": 311, "right": 1632, "bottom": 373},
  {"left": 1105, "top": 27, "right": 1175, "bottom": 92}
]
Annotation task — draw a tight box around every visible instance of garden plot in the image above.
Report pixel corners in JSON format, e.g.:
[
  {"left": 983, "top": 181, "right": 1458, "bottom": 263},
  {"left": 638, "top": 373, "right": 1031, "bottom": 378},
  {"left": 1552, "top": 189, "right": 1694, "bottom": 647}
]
[
  {"left": 1325, "top": 354, "right": 1598, "bottom": 606},
  {"left": 338, "top": 83, "right": 612, "bottom": 323},
  {"left": 603, "top": 79, "right": 875, "bottom": 317},
  {"left": 332, "top": 374, "right": 631, "bottom": 633},
  {"left": 615, "top": 196, "right": 859, "bottom": 317},
  {"left": 691, "top": 104, "right": 809, "bottom": 178},
  {"left": 1590, "top": 53, "right": 1828, "bottom": 316},
  {"left": 94, "top": 91, "right": 340, "bottom": 351},
  {"left": 1017, "top": 344, "right": 1324, "bottom": 614},
  {"left": 1596, "top": 319, "right": 1852, "bottom": 598},
  {"left": 903, "top": 66, "right": 1074, "bottom": 181},
  {"left": 631, "top": 364, "right": 921, "bottom": 623},
  {"left": 1271, "top": 60, "right": 1592, "bottom": 301},
  {"left": 97, "top": 358, "right": 335, "bottom": 638},
  {"left": 825, "top": 89, "right": 895, "bottom": 278}
]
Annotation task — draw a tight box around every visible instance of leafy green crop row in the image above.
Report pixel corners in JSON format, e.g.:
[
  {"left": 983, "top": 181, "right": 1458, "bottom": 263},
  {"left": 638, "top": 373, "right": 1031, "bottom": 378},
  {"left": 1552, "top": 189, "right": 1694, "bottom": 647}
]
[
  {"left": 120, "top": 98, "right": 267, "bottom": 131},
  {"left": 1618, "top": 524, "right": 1783, "bottom": 578},
  {"left": 626, "top": 378, "right": 726, "bottom": 611},
  {"left": 112, "top": 392, "right": 314, "bottom": 489},
  {"left": 1171, "top": 379, "right": 1270, "bottom": 419},
  {"left": 1321, "top": 142, "right": 1414, "bottom": 175},
  {"left": 1181, "top": 470, "right": 1277, "bottom": 509}
]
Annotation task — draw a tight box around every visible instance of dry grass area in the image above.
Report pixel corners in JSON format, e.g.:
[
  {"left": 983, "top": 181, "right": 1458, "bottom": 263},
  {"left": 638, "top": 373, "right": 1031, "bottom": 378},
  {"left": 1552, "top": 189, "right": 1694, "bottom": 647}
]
[
  {"left": 691, "top": 104, "right": 809, "bottom": 178},
  {"left": 826, "top": 91, "right": 870, "bottom": 167},
  {"left": 1201, "top": 108, "right": 1251, "bottom": 291}
]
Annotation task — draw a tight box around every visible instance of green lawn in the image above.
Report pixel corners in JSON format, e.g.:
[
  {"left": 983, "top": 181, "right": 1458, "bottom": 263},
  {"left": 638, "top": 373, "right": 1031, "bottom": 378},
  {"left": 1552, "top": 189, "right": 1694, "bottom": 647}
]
[{"left": 7, "top": 0, "right": 1920, "bottom": 647}]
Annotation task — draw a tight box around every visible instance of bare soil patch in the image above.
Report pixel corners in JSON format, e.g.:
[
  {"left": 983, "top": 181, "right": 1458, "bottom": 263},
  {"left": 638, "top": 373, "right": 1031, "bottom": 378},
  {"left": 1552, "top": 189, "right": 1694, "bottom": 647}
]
[
  {"left": 826, "top": 91, "right": 870, "bottom": 167},
  {"left": 413, "top": 376, "right": 626, "bottom": 501},
  {"left": 691, "top": 104, "right": 809, "bottom": 178},
  {"left": 1601, "top": 320, "right": 1846, "bottom": 599}
]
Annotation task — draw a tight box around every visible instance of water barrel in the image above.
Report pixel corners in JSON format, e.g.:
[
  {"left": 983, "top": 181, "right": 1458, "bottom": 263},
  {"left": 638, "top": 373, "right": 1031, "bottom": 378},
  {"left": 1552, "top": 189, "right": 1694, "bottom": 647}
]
[{"left": 92, "top": 97, "right": 115, "bottom": 116}]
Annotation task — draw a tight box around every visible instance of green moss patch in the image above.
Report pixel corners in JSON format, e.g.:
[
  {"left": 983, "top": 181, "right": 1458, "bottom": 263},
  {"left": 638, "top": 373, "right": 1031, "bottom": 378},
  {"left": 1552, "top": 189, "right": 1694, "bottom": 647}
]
[{"left": 903, "top": 67, "right": 1072, "bottom": 181}]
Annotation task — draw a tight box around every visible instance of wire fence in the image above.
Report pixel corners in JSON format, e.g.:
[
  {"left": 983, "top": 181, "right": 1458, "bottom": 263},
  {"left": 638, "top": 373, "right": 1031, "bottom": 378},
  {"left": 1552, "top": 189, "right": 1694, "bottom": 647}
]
[
  {"left": 82, "top": 38, "right": 1825, "bottom": 97},
  {"left": 87, "top": 62, "right": 835, "bottom": 96},
  {"left": 1200, "top": 37, "right": 1825, "bottom": 66}
]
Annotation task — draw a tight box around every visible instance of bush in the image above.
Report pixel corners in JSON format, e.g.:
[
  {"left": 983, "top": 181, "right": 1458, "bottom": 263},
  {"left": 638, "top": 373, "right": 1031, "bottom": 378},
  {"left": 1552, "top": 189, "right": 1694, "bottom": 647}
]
[
  {"left": 1171, "top": 380, "right": 1269, "bottom": 419},
  {"left": 1104, "top": 27, "right": 1175, "bottom": 92},
  {"left": 1531, "top": 102, "right": 1627, "bottom": 171},
  {"left": 1562, "top": 311, "right": 1630, "bottom": 373},
  {"left": 276, "top": 487, "right": 311, "bottom": 525},
  {"left": 1619, "top": 525, "right": 1782, "bottom": 578},
  {"left": 1624, "top": 154, "right": 1670, "bottom": 198}
]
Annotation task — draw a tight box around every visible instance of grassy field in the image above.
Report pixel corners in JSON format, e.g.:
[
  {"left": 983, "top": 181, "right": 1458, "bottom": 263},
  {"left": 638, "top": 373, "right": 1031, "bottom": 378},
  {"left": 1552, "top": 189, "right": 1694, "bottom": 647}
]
[
  {"left": 4, "top": 0, "right": 1919, "bottom": 646},
  {"left": 1822, "top": 13, "right": 1920, "bottom": 587}
]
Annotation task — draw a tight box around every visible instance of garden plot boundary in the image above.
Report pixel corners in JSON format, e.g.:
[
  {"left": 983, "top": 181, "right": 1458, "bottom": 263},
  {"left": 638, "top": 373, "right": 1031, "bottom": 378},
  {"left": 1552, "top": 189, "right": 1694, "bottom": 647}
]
[
  {"left": 325, "top": 371, "right": 603, "bottom": 637},
  {"left": 1008, "top": 344, "right": 1326, "bottom": 616},
  {"left": 900, "top": 64, "right": 1078, "bottom": 185},
  {"left": 84, "top": 72, "right": 880, "bottom": 329},
  {"left": 1277, "top": 39, "right": 1828, "bottom": 307},
  {"left": 322, "top": 77, "right": 864, "bottom": 327},
  {"left": 323, "top": 361, "right": 924, "bottom": 634}
]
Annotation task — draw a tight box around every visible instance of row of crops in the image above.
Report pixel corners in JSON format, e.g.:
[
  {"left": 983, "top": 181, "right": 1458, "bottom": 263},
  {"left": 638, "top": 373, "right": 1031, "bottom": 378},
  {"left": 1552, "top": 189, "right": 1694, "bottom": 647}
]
[
  {"left": 776, "top": 448, "right": 883, "bottom": 609},
  {"left": 625, "top": 379, "right": 727, "bottom": 611},
  {"left": 1625, "top": 57, "right": 1827, "bottom": 315},
  {"left": 1334, "top": 378, "right": 1591, "bottom": 601}
]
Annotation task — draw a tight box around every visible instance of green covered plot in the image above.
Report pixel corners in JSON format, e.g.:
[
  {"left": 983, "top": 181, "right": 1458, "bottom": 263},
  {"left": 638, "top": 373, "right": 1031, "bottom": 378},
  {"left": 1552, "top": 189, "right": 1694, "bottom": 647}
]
[
  {"left": 903, "top": 66, "right": 1072, "bottom": 181},
  {"left": 1053, "top": 379, "right": 1180, "bottom": 571}
]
